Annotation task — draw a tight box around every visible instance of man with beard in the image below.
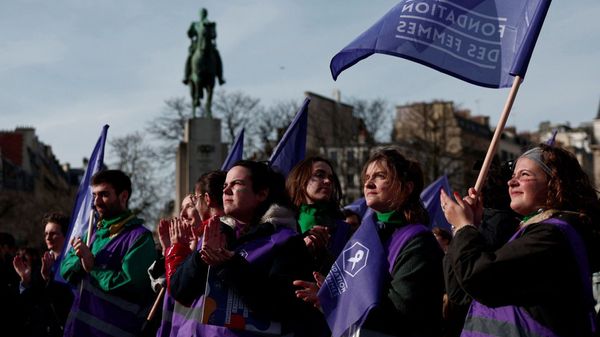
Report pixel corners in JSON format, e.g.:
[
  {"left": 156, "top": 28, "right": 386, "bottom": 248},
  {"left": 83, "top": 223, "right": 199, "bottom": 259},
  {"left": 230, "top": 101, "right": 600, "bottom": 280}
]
[{"left": 60, "top": 170, "right": 156, "bottom": 337}]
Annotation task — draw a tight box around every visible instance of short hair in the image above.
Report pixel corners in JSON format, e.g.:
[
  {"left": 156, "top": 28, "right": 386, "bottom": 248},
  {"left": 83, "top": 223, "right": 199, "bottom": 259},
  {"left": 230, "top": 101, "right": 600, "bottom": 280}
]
[
  {"left": 230, "top": 160, "right": 292, "bottom": 221},
  {"left": 195, "top": 170, "right": 226, "bottom": 209},
  {"left": 286, "top": 156, "right": 342, "bottom": 210},
  {"left": 91, "top": 170, "right": 132, "bottom": 202},
  {"left": 362, "top": 147, "right": 429, "bottom": 225},
  {"left": 42, "top": 212, "right": 70, "bottom": 236}
]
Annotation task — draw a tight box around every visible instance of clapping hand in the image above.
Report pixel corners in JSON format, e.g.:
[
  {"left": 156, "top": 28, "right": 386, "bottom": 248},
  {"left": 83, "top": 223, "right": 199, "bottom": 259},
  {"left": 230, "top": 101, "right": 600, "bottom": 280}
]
[
  {"left": 158, "top": 218, "right": 172, "bottom": 255},
  {"left": 41, "top": 251, "right": 55, "bottom": 282},
  {"left": 169, "top": 218, "right": 197, "bottom": 251},
  {"left": 13, "top": 254, "right": 32, "bottom": 286},
  {"left": 200, "top": 216, "right": 233, "bottom": 266},
  {"left": 293, "top": 272, "right": 325, "bottom": 309},
  {"left": 303, "top": 225, "right": 330, "bottom": 255}
]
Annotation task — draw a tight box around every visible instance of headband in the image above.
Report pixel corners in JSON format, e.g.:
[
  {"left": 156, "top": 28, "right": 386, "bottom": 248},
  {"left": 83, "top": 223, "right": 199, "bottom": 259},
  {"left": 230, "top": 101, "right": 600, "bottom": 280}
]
[{"left": 519, "top": 147, "right": 552, "bottom": 175}]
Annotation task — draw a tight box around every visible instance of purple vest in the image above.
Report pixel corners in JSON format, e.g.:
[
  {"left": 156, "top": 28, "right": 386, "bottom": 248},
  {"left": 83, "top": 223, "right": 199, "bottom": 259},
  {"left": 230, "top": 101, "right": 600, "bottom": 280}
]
[
  {"left": 168, "top": 226, "right": 296, "bottom": 337},
  {"left": 461, "top": 218, "right": 596, "bottom": 337},
  {"left": 63, "top": 224, "right": 151, "bottom": 337}
]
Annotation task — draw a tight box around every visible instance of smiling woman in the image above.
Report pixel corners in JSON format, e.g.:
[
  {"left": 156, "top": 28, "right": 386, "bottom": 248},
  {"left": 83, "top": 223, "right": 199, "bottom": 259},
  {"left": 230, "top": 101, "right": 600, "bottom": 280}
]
[{"left": 442, "top": 144, "right": 600, "bottom": 337}]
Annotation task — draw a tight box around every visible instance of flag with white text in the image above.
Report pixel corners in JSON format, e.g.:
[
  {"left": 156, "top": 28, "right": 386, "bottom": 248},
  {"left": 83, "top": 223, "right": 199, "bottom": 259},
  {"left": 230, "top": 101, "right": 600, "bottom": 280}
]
[{"left": 331, "top": 0, "right": 551, "bottom": 88}]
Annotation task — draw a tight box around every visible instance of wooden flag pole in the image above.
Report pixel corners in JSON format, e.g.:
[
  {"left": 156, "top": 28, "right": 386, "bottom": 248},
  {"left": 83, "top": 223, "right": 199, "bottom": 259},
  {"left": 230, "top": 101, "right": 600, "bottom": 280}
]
[
  {"left": 147, "top": 287, "right": 166, "bottom": 321},
  {"left": 474, "top": 75, "right": 523, "bottom": 193}
]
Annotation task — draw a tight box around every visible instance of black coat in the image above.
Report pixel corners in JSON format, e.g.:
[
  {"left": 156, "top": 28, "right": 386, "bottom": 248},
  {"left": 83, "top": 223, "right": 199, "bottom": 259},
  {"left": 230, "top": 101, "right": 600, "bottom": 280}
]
[
  {"left": 446, "top": 212, "right": 594, "bottom": 337},
  {"left": 170, "top": 220, "right": 329, "bottom": 337},
  {"left": 362, "top": 222, "right": 445, "bottom": 337}
]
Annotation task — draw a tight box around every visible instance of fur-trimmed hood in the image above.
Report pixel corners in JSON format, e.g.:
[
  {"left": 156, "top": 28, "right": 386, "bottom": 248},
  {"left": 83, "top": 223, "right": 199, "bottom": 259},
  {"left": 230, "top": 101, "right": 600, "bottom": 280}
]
[
  {"left": 259, "top": 203, "right": 298, "bottom": 232},
  {"left": 220, "top": 203, "right": 298, "bottom": 232}
]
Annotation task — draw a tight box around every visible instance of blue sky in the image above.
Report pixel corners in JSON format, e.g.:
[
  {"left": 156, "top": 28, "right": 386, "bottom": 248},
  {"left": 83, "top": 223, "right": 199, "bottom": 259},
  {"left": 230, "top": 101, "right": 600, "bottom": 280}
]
[{"left": 1, "top": 0, "right": 599, "bottom": 166}]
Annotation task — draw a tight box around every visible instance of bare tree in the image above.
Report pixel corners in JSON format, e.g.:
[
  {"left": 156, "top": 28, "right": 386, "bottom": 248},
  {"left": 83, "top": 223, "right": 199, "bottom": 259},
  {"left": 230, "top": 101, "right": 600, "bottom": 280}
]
[
  {"left": 252, "top": 99, "right": 300, "bottom": 159},
  {"left": 145, "top": 97, "right": 193, "bottom": 162},
  {"left": 348, "top": 97, "right": 392, "bottom": 143},
  {"left": 212, "top": 90, "right": 261, "bottom": 146},
  {"left": 109, "top": 132, "right": 166, "bottom": 228},
  {"left": 393, "top": 101, "right": 464, "bottom": 187}
]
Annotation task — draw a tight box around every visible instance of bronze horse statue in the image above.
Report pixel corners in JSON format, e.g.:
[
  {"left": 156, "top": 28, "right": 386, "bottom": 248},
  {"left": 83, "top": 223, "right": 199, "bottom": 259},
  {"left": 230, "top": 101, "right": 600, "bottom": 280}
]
[{"left": 183, "top": 8, "right": 225, "bottom": 118}]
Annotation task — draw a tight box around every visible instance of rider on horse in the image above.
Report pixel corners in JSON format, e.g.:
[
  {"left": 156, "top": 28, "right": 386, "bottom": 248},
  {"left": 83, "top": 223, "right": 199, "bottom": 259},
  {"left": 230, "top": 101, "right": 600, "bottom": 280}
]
[{"left": 183, "top": 8, "right": 225, "bottom": 118}]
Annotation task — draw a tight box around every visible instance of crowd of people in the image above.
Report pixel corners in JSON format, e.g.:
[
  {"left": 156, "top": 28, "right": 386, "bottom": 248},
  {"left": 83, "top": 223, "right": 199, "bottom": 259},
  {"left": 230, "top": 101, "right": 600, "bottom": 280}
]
[{"left": 2, "top": 143, "right": 600, "bottom": 337}]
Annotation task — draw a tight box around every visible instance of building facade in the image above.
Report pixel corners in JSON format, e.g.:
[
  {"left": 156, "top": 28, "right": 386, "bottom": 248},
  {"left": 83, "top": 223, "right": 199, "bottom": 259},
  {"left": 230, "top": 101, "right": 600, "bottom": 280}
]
[
  {"left": 0, "top": 127, "right": 78, "bottom": 247},
  {"left": 304, "top": 91, "right": 374, "bottom": 203}
]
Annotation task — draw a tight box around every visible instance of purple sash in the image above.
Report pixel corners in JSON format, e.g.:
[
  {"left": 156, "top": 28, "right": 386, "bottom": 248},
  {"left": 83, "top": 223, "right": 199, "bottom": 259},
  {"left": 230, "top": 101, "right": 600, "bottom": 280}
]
[
  {"left": 63, "top": 224, "right": 151, "bottom": 337},
  {"left": 385, "top": 223, "right": 430, "bottom": 274},
  {"left": 319, "top": 208, "right": 429, "bottom": 337},
  {"left": 462, "top": 217, "right": 596, "bottom": 337},
  {"left": 237, "top": 227, "right": 296, "bottom": 263},
  {"left": 175, "top": 226, "right": 296, "bottom": 337}
]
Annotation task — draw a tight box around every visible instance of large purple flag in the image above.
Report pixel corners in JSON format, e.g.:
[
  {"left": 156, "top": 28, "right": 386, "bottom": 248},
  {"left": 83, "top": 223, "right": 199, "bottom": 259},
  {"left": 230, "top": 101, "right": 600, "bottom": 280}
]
[
  {"left": 269, "top": 97, "right": 309, "bottom": 177},
  {"left": 420, "top": 175, "right": 452, "bottom": 231},
  {"left": 343, "top": 197, "right": 368, "bottom": 219},
  {"left": 57, "top": 125, "right": 109, "bottom": 278},
  {"left": 318, "top": 209, "right": 386, "bottom": 337},
  {"left": 331, "top": 0, "right": 551, "bottom": 88},
  {"left": 221, "top": 128, "right": 244, "bottom": 171}
]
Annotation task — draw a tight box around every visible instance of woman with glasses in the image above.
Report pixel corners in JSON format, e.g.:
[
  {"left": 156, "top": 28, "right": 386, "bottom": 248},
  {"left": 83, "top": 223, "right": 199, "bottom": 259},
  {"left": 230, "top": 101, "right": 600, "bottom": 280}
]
[
  {"left": 441, "top": 144, "right": 600, "bottom": 337},
  {"left": 286, "top": 156, "right": 351, "bottom": 274}
]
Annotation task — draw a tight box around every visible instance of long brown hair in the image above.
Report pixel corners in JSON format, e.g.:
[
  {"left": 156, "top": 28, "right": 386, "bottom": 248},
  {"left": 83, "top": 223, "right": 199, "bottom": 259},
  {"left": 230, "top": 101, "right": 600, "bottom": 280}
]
[
  {"left": 362, "top": 147, "right": 429, "bottom": 225},
  {"left": 286, "top": 156, "right": 342, "bottom": 211},
  {"left": 532, "top": 144, "right": 600, "bottom": 270}
]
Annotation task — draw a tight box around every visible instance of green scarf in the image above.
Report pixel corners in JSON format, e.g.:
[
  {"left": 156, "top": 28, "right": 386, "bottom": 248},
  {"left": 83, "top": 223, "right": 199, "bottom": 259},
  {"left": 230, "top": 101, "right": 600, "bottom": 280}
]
[
  {"left": 375, "top": 210, "right": 405, "bottom": 226},
  {"left": 520, "top": 208, "right": 543, "bottom": 224},
  {"left": 298, "top": 203, "right": 333, "bottom": 233}
]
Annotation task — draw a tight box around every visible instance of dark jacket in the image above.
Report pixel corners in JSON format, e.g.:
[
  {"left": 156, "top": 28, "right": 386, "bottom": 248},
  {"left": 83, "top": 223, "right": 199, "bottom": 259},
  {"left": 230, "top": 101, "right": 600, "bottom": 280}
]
[
  {"left": 362, "top": 221, "right": 445, "bottom": 337},
  {"left": 446, "top": 211, "right": 595, "bottom": 337},
  {"left": 170, "top": 204, "right": 329, "bottom": 337}
]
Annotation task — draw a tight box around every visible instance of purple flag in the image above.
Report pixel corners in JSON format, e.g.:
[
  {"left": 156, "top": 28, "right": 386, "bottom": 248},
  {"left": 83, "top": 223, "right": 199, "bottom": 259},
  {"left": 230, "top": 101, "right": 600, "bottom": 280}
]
[
  {"left": 221, "top": 128, "right": 244, "bottom": 171},
  {"left": 331, "top": 0, "right": 551, "bottom": 88},
  {"left": 318, "top": 210, "right": 386, "bottom": 337},
  {"left": 420, "top": 175, "right": 453, "bottom": 231},
  {"left": 343, "top": 197, "right": 368, "bottom": 219},
  {"left": 545, "top": 128, "right": 558, "bottom": 146},
  {"left": 269, "top": 97, "right": 309, "bottom": 176},
  {"left": 57, "top": 125, "right": 109, "bottom": 279}
]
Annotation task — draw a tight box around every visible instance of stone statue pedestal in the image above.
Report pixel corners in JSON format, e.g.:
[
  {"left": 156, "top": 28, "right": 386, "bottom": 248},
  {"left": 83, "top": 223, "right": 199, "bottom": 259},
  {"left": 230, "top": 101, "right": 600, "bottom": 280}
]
[{"left": 175, "top": 117, "right": 226, "bottom": 213}]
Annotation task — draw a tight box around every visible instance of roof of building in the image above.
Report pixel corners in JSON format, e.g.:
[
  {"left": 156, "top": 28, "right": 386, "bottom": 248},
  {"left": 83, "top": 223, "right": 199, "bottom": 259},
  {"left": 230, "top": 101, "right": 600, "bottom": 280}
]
[{"left": 0, "top": 133, "right": 24, "bottom": 166}]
